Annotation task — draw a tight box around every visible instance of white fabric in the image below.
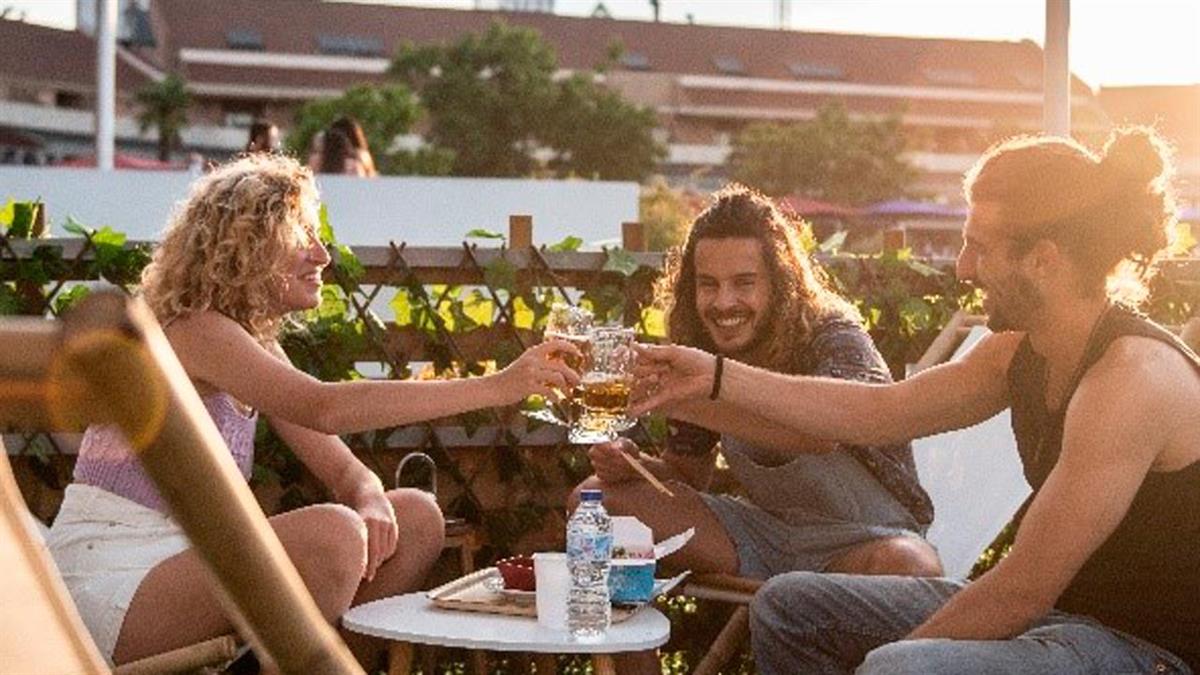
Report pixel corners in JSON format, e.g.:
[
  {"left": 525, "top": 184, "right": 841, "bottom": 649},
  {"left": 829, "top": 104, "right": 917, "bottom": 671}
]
[
  {"left": 912, "top": 326, "right": 1032, "bottom": 578},
  {"left": 46, "top": 484, "right": 190, "bottom": 664}
]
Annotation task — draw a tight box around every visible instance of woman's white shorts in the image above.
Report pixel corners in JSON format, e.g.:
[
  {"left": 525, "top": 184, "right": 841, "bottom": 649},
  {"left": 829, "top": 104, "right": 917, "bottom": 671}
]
[{"left": 47, "top": 484, "right": 190, "bottom": 663}]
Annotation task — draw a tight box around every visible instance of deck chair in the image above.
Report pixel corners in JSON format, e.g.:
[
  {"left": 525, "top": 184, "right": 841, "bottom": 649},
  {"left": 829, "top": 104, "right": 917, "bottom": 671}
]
[
  {"left": 908, "top": 312, "right": 1029, "bottom": 578},
  {"left": 0, "top": 291, "right": 363, "bottom": 674}
]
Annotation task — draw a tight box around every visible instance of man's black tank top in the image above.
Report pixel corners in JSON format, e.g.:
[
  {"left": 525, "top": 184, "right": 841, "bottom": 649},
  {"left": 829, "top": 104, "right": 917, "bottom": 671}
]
[{"left": 1007, "top": 305, "right": 1200, "bottom": 669}]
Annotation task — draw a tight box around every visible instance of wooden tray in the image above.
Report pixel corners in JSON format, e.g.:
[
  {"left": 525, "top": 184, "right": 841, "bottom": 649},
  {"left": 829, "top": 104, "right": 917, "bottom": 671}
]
[{"left": 427, "top": 567, "right": 689, "bottom": 623}]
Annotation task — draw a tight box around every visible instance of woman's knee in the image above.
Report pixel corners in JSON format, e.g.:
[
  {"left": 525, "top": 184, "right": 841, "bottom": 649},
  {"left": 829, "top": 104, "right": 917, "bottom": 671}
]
[
  {"left": 291, "top": 503, "right": 368, "bottom": 588},
  {"left": 387, "top": 488, "right": 445, "bottom": 553}
]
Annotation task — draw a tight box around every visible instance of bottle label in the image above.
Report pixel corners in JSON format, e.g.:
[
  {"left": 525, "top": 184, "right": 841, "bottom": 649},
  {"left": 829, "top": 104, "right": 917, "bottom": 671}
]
[{"left": 567, "top": 532, "right": 613, "bottom": 561}]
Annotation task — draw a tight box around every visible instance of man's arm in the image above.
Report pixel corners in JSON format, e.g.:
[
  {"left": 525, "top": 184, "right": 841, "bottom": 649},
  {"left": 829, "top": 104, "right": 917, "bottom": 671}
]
[
  {"left": 908, "top": 338, "right": 1185, "bottom": 639},
  {"left": 636, "top": 331, "right": 1021, "bottom": 448}
]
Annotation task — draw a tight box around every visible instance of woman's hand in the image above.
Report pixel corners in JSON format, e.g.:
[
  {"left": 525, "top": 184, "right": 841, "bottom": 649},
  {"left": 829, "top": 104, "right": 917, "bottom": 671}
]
[
  {"left": 496, "top": 339, "right": 582, "bottom": 404},
  {"left": 588, "top": 438, "right": 642, "bottom": 484},
  {"left": 348, "top": 484, "right": 398, "bottom": 582},
  {"left": 630, "top": 344, "right": 718, "bottom": 416}
]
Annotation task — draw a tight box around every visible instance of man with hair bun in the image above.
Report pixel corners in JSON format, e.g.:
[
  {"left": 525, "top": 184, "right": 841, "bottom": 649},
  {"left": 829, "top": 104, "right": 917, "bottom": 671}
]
[{"left": 634, "top": 127, "right": 1200, "bottom": 674}]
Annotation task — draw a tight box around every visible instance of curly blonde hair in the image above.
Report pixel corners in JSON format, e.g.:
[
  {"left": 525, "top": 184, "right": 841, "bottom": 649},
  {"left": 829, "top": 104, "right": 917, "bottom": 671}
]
[
  {"left": 140, "top": 153, "right": 318, "bottom": 341},
  {"left": 655, "top": 184, "right": 859, "bottom": 372}
]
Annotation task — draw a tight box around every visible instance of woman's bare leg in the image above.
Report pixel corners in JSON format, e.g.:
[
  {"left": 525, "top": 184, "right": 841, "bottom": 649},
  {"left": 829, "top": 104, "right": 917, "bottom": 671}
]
[
  {"left": 342, "top": 488, "right": 446, "bottom": 670},
  {"left": 112, "top": 503, "right": 368, "bottom": 664},
  {"left": 351, "top": 488, "right": 446, "bottom": 605}
]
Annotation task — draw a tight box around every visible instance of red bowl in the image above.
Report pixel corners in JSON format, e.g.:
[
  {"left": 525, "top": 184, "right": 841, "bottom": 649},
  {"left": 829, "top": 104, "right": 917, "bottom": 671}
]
[{"left": 496, "top": 555, "right": 536, "bottom": 591}]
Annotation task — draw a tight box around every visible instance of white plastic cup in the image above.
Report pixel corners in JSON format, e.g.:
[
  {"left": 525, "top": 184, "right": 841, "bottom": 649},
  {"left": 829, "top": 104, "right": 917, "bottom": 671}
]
[{"left": 533, "top": 552, "right": 569, "bottom": 631}]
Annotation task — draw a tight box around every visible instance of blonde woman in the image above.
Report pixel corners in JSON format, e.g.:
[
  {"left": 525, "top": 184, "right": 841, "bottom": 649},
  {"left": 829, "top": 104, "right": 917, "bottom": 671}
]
[{"left": 47, "top": 154, "right": 580, "bottom": 667}]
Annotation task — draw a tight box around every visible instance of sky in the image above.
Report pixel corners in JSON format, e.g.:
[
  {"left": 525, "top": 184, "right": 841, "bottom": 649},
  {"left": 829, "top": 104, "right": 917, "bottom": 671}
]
[{"left": 4, "top": 0, "right": 1198, "bottom": 89}]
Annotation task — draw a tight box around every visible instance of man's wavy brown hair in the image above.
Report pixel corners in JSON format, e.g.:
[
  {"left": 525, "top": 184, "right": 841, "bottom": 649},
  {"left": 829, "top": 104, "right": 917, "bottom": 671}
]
[
  {"left": 655, "top": 184, "right": 859, "bottom": 372},
  {"left": 140, "top": 154, "right": 318, "bottom": 342}
]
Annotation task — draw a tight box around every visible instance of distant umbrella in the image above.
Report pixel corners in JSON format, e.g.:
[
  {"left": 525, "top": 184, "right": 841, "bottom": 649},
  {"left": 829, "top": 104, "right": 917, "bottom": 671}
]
[
  {"left": 865, "top": 199, "right": 967, "bottom": 218},
  {"left": 780, "top": 196, "right": 860, "bottom": 218}
]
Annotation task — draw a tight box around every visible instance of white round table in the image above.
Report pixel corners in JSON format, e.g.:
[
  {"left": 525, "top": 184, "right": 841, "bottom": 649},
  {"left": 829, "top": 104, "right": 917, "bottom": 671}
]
[{"left": 343, "top": 592, "right": 670, "bottom": 675}]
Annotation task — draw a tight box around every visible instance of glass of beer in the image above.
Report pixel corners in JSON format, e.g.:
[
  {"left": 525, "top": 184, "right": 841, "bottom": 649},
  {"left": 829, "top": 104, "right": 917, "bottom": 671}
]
[
  {"left": 570, "top": 326, "right": 636, "bottom": 444},
  {"left": 541, "top": 303, "right": 593, "bottom": 425}
]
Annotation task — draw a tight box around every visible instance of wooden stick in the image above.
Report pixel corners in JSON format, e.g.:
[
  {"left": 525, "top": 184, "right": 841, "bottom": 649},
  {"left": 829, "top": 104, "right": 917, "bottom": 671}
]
[{"left": 620, "top": 452, "right": 674, "bottom": 497}]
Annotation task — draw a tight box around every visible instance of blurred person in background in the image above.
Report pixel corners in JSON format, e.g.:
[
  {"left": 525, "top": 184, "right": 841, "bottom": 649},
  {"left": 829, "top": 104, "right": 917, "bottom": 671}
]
[
  {"left": 328, "top": 116, "right": 378, "bottom": 177},
  {"left": 244, "top": 119, "right": 280, "bottom": 155},
  {"left": 317, "top": 129, "right": 369, "bottom": 176}
]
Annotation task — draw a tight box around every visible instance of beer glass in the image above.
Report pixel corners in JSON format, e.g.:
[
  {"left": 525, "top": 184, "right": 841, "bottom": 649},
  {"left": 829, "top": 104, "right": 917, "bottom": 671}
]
[
  {"left": 538, "top": 303, "right": 593, "bottom": 425},
  {"left": 570, "top": 326, "right": 636, "bottom": 444}
]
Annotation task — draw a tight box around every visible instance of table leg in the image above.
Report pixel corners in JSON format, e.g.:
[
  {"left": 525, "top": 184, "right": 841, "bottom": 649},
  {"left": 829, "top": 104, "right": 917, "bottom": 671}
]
[
  {"left": 591, "top": 654, "right": 616, "bottom": 675},
  {"left": 533, "top": 653, "right": 557, "bottom": 674},
  {"left": 387, "top": 642, "right": 414, "bottom": 675}
]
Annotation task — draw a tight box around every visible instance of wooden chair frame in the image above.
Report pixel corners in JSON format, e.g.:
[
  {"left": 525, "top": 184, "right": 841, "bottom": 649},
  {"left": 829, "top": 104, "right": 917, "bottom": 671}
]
[{"left": 0, "top": 292, "right": 363, "bottom": 674}]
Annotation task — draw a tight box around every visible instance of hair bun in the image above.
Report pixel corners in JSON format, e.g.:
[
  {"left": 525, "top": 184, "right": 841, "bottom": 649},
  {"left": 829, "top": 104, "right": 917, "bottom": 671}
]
[{"left": 1100, "top": 126, "right": 1171, "bottom": 187}]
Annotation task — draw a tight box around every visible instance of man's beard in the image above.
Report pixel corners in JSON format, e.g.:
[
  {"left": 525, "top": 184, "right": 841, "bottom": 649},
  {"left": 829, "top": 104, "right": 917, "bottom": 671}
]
[
  {"left": 706, "top": 317, "right": 770, "bottom": 362},
  {"left": 984, "top": 273, "right": 1043, "bottom": 332}
]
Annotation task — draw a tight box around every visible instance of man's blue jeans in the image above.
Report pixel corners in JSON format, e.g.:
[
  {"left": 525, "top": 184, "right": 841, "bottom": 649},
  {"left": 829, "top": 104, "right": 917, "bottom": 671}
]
[{"left": 750, "top": 572, "right": 1192, "bottom": 675}]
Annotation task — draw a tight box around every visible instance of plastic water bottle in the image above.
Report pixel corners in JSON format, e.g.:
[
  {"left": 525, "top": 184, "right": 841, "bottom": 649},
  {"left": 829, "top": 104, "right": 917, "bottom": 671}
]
[{"left": 566, "top": 488, "right": 612, "bottom": 640}]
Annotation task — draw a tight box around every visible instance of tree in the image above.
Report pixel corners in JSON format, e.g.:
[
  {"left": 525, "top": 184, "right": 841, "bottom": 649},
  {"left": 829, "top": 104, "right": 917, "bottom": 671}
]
[
  {"left": 284, "top": 83, "right": 446, "bottom": 175},
  {"left": 390, "top": 20, "right": 662, "bottom": 180},
  {"left": 135, "top": 74, "right": 191, "bottom": 162},
  {"left": 729, "top": 102, "right": 916, "bottom": 204},
  {"left": 546, "top": 74, "right": 664, "bottom": 180}
]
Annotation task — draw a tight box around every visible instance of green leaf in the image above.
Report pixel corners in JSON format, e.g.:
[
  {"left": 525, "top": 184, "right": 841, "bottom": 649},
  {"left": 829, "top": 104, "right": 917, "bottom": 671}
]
[
  {"left": 390, "top": 289, "right": 416, "bottom": 327},
  {"left": 638, "top": 306, "right": 666, "bottom": 338},
  {"left": 483, "top": 257, "right": 517, "bottom": 294},
  {"left": 818, "top": 230, "right": 848, "bottom": 254},
  {"left": 602, "top": 247, "right": 640, "bottom": 277},
  {"left": 0, "top": 284, "right": 23, "bottom": 315},
  {"left": 314, "top": 285, "right": 348, "bottom": 320},
  {"left": 91, "top": 226, "right": 126, "bottom": 249},
  {"left": 52, "top": 285, "right": 91, "bottom": 315},
  {"left": 511, "top": 295, "right": 536, "bottom": 330},
  {"left": 317, "top": 203, "right": 336, "bottom": 245},
  {"left": 333, "top": 243, "right": 364, "bottom": 282},
  {"left": 8, "top": 201, "right": 36, "bottom": 238},
  {"left": 462, "top": 290, "right": 494, "bottom": 327},
  {"left": 465, "top": 228, "right": 505, "bottom": 241},
  {"left": 62, "top": 217, "right": 91, "bottom": 237},
  {"left": 547, "top": 235, "right": 583, "bottom": 252}
]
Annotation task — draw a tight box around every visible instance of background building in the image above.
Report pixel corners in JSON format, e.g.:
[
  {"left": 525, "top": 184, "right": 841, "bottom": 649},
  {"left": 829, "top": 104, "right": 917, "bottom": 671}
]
[{"left": 2, "top": 0, "right": 1195, "bottom": 209}]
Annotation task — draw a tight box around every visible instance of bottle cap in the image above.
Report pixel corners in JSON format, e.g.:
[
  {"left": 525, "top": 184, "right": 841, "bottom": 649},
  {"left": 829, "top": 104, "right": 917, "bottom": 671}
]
[{"left": 580, "top": 488, "right": 603, "bottom": 502}]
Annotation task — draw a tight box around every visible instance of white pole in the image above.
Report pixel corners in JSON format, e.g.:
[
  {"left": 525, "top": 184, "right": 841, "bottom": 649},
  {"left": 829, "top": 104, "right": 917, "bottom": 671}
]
[
  {"left": 95, "top": 0, "right": 117, "bottom": 171},
  {"left": 1043, "top": 0, "right": 1071, "bottom": 137}
]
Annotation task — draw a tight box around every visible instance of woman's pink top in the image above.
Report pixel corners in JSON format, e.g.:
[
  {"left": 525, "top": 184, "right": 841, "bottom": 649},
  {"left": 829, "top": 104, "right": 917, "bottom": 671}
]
[{"left": 72, "top": 392, "right": 257, "bottom": 512}]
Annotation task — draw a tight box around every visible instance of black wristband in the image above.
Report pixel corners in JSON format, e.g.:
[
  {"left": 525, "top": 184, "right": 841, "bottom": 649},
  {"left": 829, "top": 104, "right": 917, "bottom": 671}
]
[{"left": 709, "top": 354, "right": 724, "bottom": 400}]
